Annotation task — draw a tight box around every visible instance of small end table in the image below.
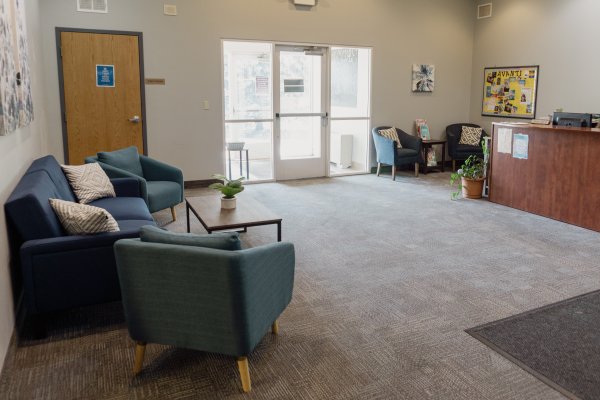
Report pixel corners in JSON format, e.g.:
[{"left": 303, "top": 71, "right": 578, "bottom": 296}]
[
  {"left": 227, "top": 148, "right": 249, "bottom": 180},
  {"left": 421, "top": 139, "right": 446, "bottom": 174}
]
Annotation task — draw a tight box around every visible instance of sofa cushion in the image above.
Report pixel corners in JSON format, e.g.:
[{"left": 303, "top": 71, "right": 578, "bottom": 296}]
[
  {"left": 140, "top": 225, "right": 242, "bottom": 250},
  {"left": 89, "top": 197, "right": 154, "bottom": 221},
  {"left": 62, "top": 163, "right": 116, "bottom": 204},
  {"left": 25, "top": 155, "right": 76, "bottom": 202},
  {"left": 97, "top": 146, "right": 144, "bottom": 177},
  {"left": 454, "top": 144, "right": 484, "bottom": 158},
  {"left": 397, "top": 148, "right": 418, "bottom": 157},
  {"left": 50, "top": 199, "right": 120, "bottom": 235},
  {"left": 146, "top": 181, "right": 182, "bottom": 213}
]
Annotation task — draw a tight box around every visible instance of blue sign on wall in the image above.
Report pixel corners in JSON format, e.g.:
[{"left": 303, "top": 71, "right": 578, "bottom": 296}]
[{"left": 96, "top": 64, "right": 115, "bottom": 87}]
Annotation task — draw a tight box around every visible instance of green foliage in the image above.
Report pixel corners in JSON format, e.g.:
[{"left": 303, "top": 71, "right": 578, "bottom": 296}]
[
  {"left": 450, "top": 139, "right": 489, "bottom": 200},
  {"left": 209, "top": 174, "right": 245, "bottom": 199}
]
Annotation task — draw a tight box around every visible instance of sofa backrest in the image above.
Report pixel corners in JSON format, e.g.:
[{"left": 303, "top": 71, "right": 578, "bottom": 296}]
[
  {"left": 5, "top": 158, "right": 68, "bottom": 242},
  {"left": 25, "top": 155, "right": 76, "bottom": 202}
]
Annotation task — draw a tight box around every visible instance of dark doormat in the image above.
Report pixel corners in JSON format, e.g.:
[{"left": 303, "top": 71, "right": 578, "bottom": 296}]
[{"left": 466, "top": 290, "right": 600, "bottom": 400}]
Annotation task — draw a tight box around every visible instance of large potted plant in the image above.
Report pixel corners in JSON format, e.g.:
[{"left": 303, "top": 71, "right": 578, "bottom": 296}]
[
  {"left": 450, "top": 140, "right": 489, "bottom": 200},
  {"left": 209, "top": 174, "right": 245, "bottom": 209}
]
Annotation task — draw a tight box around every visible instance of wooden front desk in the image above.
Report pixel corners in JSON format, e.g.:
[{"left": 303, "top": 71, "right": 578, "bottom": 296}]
[{"left": 489, "top": 122, "right": 600, "bottom": 232}]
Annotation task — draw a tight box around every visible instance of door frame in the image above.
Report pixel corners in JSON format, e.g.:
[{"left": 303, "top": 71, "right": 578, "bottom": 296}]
[{"left": 55, "top": 27, "right": 148, "bottom": 163}]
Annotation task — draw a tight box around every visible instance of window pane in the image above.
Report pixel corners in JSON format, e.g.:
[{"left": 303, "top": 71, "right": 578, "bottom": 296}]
[
  {"left": 225, "top": 122, "right": 273, "bottom": 180},
  {"left": 280, "top": 116, "right": 321, "bottom": 159},
  {"left": 279, "top": 51, "right": 321, "bottom": 114},
  {"left": 223, "top": 41, "right": 272, "bottom": 120},
  {"left": 329, "top": 119, "right": 369, "bottom": 175},
  {"left": 331, "top": 47, "right": 371, "bottom": 118}
]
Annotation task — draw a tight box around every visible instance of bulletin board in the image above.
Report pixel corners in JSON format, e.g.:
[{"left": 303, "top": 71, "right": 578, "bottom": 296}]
[{"left": 481, "top": 66, "right": 539, "bottom": 119}]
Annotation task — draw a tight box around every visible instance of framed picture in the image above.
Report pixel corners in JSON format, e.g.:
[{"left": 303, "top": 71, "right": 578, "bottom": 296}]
[
  {"left": 481, "top": 65, "right": 538, "bottom": 119},
  {"left": 412, "top": 64, "right": 435, "bottom": 92}
]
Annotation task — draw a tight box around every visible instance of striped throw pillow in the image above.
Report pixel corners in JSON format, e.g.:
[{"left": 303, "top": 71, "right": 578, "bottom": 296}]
[
  {"left": 62, "top": 163, "right": 116, "bottom": 204},
  {"left": 459, "top": 126, "right": 483, "bottom": 146},
  {"left": 50, "top": 199, "right": 120, "bottom": 235},
  {"left": 378, "top": 127, "right": 403, "bottom": 148}
]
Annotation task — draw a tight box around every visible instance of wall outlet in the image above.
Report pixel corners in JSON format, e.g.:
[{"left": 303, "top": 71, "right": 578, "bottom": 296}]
[
  {"left": 164, "top": 4, "right": 177, "bottom": 16},
  {"left": 203, "top": 100, "right": 210, "bottom": 110}
]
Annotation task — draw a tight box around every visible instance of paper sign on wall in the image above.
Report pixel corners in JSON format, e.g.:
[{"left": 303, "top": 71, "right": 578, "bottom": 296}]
[
  {"left": 96, "top": 64, "right": 115, "bottom": 87},
  {"left": 497, "top": 128, "right": 512, "bottom": 154},
  {"left": 512, "top": 133, "right": 529, "bottom": 159}
]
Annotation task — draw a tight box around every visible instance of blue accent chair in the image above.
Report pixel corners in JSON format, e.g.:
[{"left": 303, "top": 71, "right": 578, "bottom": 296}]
[
  {"left": 372, "top": 126, "right": 422, "bottom": 180},
  {"left": 446, "top": 123, "right": 488, "bottom": 171},
  {"left": 85, "top": 146, "right": 184, "bottom": 220},
  {"left": 4, "top": 155, "right": 156, "bottom": 336},
  {"left": 114, "top": 226, "right": 296, "bottom": 393}
]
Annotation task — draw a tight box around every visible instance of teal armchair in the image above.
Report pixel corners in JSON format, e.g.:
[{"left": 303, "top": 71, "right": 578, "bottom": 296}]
[
  {"left": 114, "top": 228, "right": 295, "bottom": 393},
  {"left": 85, "top": 146, "right": 183, "bottom": 219}
]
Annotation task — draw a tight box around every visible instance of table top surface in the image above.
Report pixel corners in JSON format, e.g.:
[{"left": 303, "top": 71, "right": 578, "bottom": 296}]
[{"left": 186, "top": 195, "right": 281, "bottom": 230}]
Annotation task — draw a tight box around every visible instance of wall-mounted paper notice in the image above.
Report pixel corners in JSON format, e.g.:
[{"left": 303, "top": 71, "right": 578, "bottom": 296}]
[
  {"left": 512, "top": 133, "right": 529, "bottom": 159},
  {"left": 497, "top": 128, "right": 512, "bottom": 154}
]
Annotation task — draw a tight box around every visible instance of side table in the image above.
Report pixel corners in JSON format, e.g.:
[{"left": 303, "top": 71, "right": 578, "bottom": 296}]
[
  {"left": 227, "top": 149, "right": 249, "bottom": 180},
  {"left": 421, "top": 139, "right": 446, "bottom": 174}
]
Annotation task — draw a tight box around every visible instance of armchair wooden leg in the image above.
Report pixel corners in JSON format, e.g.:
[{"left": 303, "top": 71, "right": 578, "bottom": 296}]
[
  {"left": 414, "top": 162, "right": 419, "bottom": 177},
  {"left": 170, "top": 206, "right": 177, "bottom": 222},
  {"left": 237, "top": 357, "right": 252, "bottom": 393},
  {"left": 271, "top": 320, "right": 279, "bottom": 335},
  {"left": 452, "top": 159, "right": 456, "bottom": 172},
  {"left": 133, "top": 342, "right": 147, "bottom": 374},
  {"left": 391, "top": 165, "right": 396, "bottom": 181},
  {"left": 376, "top": 162, "right": 381, "bottom": 176}
]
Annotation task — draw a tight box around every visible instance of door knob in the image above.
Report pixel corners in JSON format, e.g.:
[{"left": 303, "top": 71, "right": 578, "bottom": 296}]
[{"left": 128, "top": 115, "right": 141, "bottom": 123}]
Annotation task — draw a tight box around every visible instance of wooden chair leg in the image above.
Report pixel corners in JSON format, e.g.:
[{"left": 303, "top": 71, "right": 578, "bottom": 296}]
[
  {"left": 237, "top": 357, "right": 252, "bottom": 393},
  {"left": 170, "top": 206, "right": 177, "bottom": 221},
  {"left": 271, "top": 320, "right": 279, "bottom": 335},
  {"left": 452, "top": 159, "right": 456, "bottom": 171},
  {"left": 414, "top": 162, "right": 419, "bottom": 177},
  {"left": 133, "top": 342, "right": 147, "bottom": 374},
  {"left": 376, "top": 162, "right": 381, "bottom": 176},
  {"left": 391, "top": 165, "right": 396, "bottom": 181}
]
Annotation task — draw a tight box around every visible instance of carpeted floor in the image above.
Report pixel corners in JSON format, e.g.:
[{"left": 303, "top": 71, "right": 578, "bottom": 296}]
[
  {"left": 467, "top": 290, "right": 600, "bottom": 400},
  {"left": 1, "top": 171, "right": 600, "bottom": 399}
]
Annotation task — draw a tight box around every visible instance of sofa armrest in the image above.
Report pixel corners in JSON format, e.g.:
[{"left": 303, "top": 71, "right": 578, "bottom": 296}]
[
  {"left": 95, "top": 161, "right": 148, "bottom": 203},
  {"left": 397, "top": 129, "right": 422, "bottom": 153},
  {"left": 111, "top": 178, "right": 142, "bottom": 198}
]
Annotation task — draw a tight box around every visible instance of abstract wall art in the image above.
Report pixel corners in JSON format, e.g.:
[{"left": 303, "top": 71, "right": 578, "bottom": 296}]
[{"left": 412, "top": 64, "right": 435, "bottom": 92}]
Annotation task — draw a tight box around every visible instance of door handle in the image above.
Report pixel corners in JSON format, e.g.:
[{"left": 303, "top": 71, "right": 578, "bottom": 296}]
[{"left": 128, "top": 115, "right": 141, "bottom": 123}]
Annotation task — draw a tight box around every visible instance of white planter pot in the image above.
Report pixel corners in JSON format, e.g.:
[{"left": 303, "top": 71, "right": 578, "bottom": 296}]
[{"left": 221, "top": 197, "right": 236, "bottom": 209}]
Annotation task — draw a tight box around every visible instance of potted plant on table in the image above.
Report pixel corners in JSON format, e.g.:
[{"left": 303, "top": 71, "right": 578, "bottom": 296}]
[
  {"left": 450, "top": 140, "right": 489, "bottom": 200},
  {"left": 209, "top": 174, "right": 245, "bottom": 209}
]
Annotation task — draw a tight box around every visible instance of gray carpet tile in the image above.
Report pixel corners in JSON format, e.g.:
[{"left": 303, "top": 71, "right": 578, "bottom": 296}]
[{"left": 2, "top": 171, "right": 600, "bottom": 399}]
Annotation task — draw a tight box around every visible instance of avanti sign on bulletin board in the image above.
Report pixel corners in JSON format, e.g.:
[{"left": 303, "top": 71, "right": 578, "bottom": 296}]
[{"left": 482, "top": 66, "right": 539, "bottom": 119}]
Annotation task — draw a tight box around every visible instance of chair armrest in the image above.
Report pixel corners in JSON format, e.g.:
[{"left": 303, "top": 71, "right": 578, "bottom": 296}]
[
  {"left": 446, "top": 130, "right": 459, "bottom": 157},
  {"left": 397, "top": 129, "right": 422, "bottom": 152},
  {"left": 95, "top": 161, "right": 148, "bottom": 203},
  {"left": 371, "top": 131, "right": 396, "bottom": 165},
  {"left": 111, "top": 178, "right": 142, "bottom": 198},
  {"left": 140, "top": 155, "right": 184, "bottom": 185}
]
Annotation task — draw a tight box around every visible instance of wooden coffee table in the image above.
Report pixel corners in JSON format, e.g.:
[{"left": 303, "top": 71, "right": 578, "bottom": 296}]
[{"left": 185, "top": 195, "right": 282, "bottom": 241}]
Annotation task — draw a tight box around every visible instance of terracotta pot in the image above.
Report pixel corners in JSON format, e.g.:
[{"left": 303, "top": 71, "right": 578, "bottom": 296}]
[
  {"left": 221, "top": 197, "right": 236, "bottom": 209},
  {"left": 461, "top": 177, "right": 485, "bottom": 199}
]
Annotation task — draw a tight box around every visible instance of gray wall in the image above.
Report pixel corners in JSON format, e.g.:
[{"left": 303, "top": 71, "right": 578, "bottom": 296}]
[
  {"left": 0, "top": 0, "right": 48, "bottom": 369},
  {"left": 39, "top": 0, "right": 475, "bottom": 179},
  {"left": 470, "top": 0, "right": 600, "bottom": 133}
]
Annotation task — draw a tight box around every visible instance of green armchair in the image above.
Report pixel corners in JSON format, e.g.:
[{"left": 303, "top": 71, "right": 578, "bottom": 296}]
[
  {"left": 85, "top": 146, "right": 183, "bottom": 219},
  {"left": 114, "top": 227, "right": 296, "bottom": 392}
]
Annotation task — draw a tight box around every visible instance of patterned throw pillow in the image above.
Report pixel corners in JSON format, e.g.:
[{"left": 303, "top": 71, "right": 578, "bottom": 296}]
[
  {"left": 378, "top": 127, "right": 403, "bottom": 148},
  {"left": 459, "top": 126, "right": 483, "bottom": 146},
  {"left": 50, "top": 198, "right": 120, "bottom": 235},
  {"left": 62, "top": 163, "right": 116, "bottom": 204}
]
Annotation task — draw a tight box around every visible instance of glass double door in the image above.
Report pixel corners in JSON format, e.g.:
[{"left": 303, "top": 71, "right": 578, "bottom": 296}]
[{"left": 274, "top": 45, "right": 328, "bottom": 180}]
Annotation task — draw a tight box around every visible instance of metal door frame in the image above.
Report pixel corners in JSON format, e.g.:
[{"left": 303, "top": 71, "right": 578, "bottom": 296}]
[{"left": 56, "top": 27, "right": 147, "bottom": 163}]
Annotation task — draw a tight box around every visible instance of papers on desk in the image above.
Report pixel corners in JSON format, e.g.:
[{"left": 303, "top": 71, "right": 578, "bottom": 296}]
[{"left": 497, "top": 128, "right": 512, "bottom": 154}]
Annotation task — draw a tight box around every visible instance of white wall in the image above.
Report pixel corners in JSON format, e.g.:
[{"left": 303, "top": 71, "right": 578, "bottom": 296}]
[
  {"left": 0, "top": 0, "right": 47, "bottom": 370},
  {"left": 39, "top": 0, "right": 475, "bottom": 179},
  {"left": 470, "top": 0, "right": 600, "bottom": 132}
]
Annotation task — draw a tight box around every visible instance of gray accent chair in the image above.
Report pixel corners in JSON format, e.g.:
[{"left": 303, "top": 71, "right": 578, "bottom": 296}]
[
  {"left": 114, "top": 227, "right": 295, "bottom": 393},
  {"left": 372, "top": 126, "right": 422, "bottom": 180}
]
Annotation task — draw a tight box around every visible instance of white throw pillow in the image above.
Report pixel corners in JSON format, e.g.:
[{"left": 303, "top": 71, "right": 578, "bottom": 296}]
[
  {"left": 459, "top": 126, "right": 483, "bottom": 146},
  {"left": 50, "top": 199, "right": 120, "bottom": 235},
  {"left": 378, "top": 127, "right": 403, "bottom": 148},
  {"left": 62, "top": 163, "right": 115, "bottom": 204}
]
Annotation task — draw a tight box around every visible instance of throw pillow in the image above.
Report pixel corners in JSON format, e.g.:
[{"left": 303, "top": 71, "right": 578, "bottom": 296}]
[
  {"left": 97, "top": 146, "right": 144, "bottom": 177},
  {"left": 459, "top": 126, "right": 483, "bottom": 146},
  {"left": 62, "top": 163, "right": 116, "bottom": 204},
  {"left": 140, "top": 225, "right": 242, "bottom": 250},
  {"left": 378, "top": 127, "right": 403, "bottom": 148},
  {"left": 50, "top": 198, "right": 120, "bottom": 235}
]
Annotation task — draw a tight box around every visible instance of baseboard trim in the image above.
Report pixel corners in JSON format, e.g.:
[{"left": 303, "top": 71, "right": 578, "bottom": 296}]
[{"left": 184, "top": 179, "right": 219, "bottom": 189}]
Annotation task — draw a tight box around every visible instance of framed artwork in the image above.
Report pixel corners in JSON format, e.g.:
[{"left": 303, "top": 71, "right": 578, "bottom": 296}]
[
  {"left": 482, "top": 65, "right": 538, "bottom": 119},
  {"left": 412, "top": 64, "right": 434, "bottom": 92}
]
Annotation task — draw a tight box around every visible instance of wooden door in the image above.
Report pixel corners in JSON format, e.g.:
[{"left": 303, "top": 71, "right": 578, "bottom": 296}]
[{"left": 59, "top": 31, "right": 145, "bottom": 164}]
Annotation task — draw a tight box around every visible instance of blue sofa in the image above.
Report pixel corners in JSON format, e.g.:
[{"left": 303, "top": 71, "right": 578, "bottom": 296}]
[{"left": 4, "top": 155, "right": 156, "bottom": 335}]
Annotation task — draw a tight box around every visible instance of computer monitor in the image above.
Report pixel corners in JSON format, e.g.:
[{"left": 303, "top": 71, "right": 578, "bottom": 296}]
[{"left": 552, "top": 112, "right": 593, "bottom": 128}]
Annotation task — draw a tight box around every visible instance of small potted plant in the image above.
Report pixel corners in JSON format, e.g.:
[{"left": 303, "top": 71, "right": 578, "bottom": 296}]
[
  {"left": 450, "top": 140, "right": 489, "bottom": 200},
  {"left": 209, "top": 174, "right": 245, "bottom": 209}
]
